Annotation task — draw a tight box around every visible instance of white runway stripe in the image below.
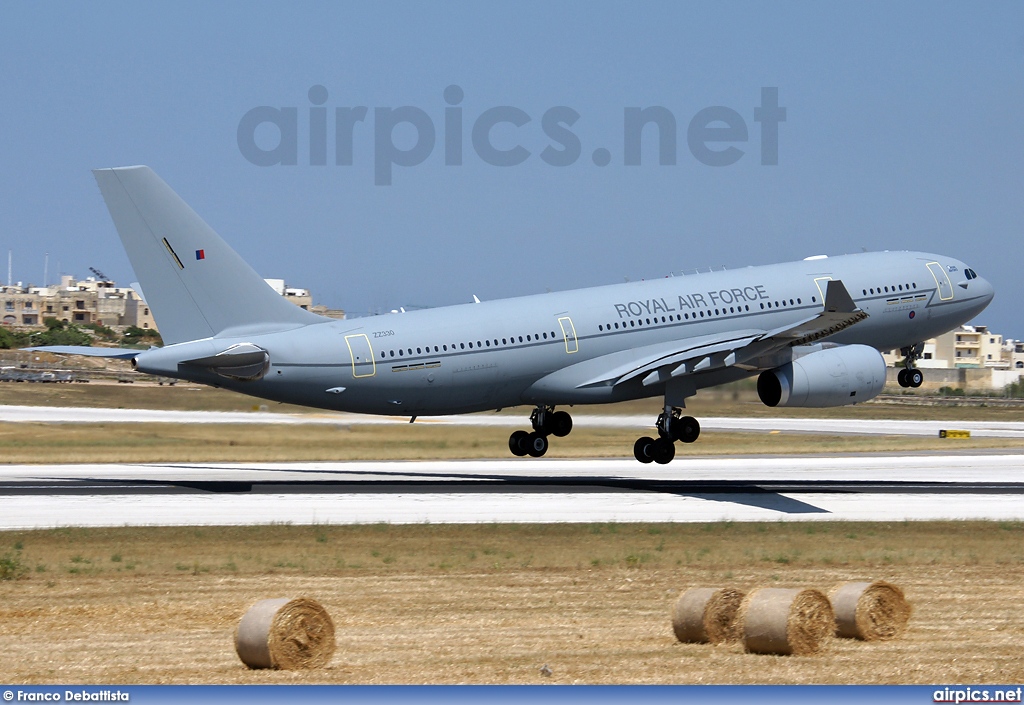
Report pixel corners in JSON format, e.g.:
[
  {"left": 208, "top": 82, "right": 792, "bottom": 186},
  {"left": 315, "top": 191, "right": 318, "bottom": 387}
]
[{"left": 1, "top": 454, "right": 1022, "bottom": 529}]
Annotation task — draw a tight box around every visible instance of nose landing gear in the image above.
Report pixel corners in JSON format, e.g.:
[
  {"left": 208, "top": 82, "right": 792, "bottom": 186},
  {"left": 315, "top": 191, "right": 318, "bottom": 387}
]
[
  {"left": 508, "top": 406, "right": 573, "bottom": 458},
  {"left": 897, "top": 343, "right": 925, "bottom": 388},
  {"left": 633, "top": 406, "right": 700, "bottom": 464}
]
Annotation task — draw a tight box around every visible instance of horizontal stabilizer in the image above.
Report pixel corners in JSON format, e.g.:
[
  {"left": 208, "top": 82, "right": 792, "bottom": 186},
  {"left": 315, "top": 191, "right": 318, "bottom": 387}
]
[{"left": 26, "top": 346, "right": 141, "bottom": 359}]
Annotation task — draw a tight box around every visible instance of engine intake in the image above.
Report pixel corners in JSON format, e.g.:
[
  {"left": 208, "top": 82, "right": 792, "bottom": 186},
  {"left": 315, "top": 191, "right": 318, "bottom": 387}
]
[{"left": 757, "top": 344, "right": 886, "bottom": 408}]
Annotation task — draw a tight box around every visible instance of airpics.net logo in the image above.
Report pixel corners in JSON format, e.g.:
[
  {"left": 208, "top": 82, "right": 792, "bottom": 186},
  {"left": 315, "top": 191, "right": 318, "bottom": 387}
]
[{"left": 236, "top": 85, "right": 786, "bottom": 185}]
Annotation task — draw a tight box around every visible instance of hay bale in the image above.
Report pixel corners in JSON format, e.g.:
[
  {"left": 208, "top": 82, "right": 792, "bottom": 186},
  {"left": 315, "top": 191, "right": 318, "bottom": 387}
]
[
  {"left": 830, "top": 580, "right": 911, "bottom": 641},
  {"left": 740, "top": 588, "right": 834, "bottom": 655},
  {"left": 672, "top": 587, "right": 746, "bottom": 644},
  {"left": 235, "top": 597, "right": 335, "bottom": 669}
]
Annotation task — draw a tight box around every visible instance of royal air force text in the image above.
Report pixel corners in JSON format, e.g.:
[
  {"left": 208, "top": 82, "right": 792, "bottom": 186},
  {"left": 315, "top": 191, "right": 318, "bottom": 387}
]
[{"left": 614, "top": 286, "right": 770, "bottom": 319}]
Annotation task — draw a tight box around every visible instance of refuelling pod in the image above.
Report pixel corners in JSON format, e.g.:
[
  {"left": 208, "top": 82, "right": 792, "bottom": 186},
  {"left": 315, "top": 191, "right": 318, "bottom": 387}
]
[
  {"left": 181, "top": 343, "right": 270, "bottom": 381},
  {"left": 757, "top": 344, "right": 886, "bottom": 408}
]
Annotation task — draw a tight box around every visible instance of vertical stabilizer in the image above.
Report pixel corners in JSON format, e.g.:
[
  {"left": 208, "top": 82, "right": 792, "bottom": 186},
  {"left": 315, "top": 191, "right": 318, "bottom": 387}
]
[{"left": 93, "top": 166, "right": 322, "bottom": 345}]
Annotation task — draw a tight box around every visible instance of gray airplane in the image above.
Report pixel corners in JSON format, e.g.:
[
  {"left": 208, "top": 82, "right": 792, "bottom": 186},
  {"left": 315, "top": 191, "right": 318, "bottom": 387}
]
[{"left": 36, "top": 166, "right": 994, "bottom": 464}]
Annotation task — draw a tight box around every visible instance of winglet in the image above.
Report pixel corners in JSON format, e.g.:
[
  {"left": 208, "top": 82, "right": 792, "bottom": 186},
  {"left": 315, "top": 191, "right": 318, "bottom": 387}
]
[{"left": 823, "top": 280, "right": 858, "bottom": 314}]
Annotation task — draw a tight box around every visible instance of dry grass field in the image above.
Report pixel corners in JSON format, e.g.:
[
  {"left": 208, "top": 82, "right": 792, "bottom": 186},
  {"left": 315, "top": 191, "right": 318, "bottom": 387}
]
[
  {"left": 1, "top": 382, "right": 1023, "bottom": 684},
  {"left": 1, "top": 522, "right": 1022, "bottom": 684},
  {"left": 2, "top": 421, "right": 1024, "bottom": 463}
]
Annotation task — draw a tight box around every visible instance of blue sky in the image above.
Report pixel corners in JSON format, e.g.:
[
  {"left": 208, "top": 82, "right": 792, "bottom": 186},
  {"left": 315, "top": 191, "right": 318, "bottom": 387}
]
[{"left": 1, "top": 2, "right": 1021, "bottom": 335}]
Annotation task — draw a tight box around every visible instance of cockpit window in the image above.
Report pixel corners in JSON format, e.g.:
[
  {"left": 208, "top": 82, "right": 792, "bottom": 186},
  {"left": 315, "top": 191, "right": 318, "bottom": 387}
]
[{"left": 965, "top": 268, "right": 978, "bottom": 280}]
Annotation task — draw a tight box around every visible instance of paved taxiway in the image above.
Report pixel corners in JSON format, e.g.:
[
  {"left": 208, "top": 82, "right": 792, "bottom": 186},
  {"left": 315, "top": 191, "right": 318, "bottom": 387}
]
[
  {"left": 2, "top": 404, "right": 1024, "bottom": 437},
  {"left": 2, "top": 453, "right": 1023, "bottom": 529}
]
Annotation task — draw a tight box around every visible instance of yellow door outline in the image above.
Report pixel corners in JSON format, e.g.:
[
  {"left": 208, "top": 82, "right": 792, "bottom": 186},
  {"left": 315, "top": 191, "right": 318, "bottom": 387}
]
[
  {"left": 345, "top": 334, "right": 376, "bottom": 378},
  {"left": 813, "top": 276, "right": 833, "bottom": 303},
  {"left": 557, "top": 316, "right": 579, "bottom": 354},
  {"left": 926, "top": 262, "right": 954, "bottom": 301}
]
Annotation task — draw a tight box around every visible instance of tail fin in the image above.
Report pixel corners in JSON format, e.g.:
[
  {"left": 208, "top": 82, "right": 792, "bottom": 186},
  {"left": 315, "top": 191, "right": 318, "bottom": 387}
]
[{"left": 93, "top": 166, "right": 322, "bottom": 345}]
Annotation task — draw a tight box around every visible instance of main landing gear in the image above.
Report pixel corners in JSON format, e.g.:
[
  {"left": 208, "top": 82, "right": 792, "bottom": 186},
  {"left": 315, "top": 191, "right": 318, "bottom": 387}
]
[
  {"left": 509, "top": 406, "right": 573, "bottom": 458},
  {"left": 897, "top": 343, "right": 924, "bottom": 388},
  {"left": 633, "top": 406, "right": 700, "bottom": 465}
]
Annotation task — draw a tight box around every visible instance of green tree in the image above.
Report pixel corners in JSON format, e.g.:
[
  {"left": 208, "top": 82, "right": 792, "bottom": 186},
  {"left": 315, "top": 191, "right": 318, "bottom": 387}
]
[
  {"left": 122, "top": 325, "right": 162, "bottom": 347},
  {"left": 83, "top": 322, "right": 118, "bottom": 341},
  {"left": 1005, "top": 379, "right": 1024, "bottom": 399},
  {"left": 31, "top": 318, "right": 91, "bottom": 347},
  {"left": 0, "top": 326, "right": 29, "bottom": 349}
]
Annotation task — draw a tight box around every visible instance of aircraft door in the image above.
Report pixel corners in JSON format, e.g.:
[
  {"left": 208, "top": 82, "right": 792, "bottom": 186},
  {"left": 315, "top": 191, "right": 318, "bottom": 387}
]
[
  {"left": 344, "top": 334, "right": 376, "bottom": 378},
  {"left": 926, "top": 262, "right": 954, "bottom": 301},
  {"left": 812, "top": 276, "right": 833, "bottom": 303},
  {"left": 558, "top": 316, "right": 579, "bottom": 354}
]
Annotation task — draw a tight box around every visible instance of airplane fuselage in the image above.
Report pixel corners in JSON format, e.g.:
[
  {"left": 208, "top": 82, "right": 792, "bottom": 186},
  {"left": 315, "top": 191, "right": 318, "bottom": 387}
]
[{"left": 137, "top": 250, "right": 992, "bottom": 416}]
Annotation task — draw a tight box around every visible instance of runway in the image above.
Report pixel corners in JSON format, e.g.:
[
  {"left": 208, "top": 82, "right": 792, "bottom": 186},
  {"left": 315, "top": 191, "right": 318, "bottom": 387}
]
[
  {"left": 2, "top": 404, "right": 1024, "bottom": 437},
  {"left": 2, "top": 453, "right": 1023, "bottom": 529}
]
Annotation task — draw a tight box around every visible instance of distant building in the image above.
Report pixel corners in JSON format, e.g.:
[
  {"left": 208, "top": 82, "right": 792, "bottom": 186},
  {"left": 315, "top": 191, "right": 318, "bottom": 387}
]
[
  {"left": 263, "top": 279, "right": 345, "bottom": 319},
  {"left": 880, "top": 324, "right": 1024, "bottom": 391},
  {"left": 882, "top": 325, "right": 1015, "bottom": 370},
  {"left": 1, "top": 275, "right": 344, "bottom": 332},
  {"left": 1, "top": 276, "right": 156, "bottom": 330},
  {"left": 934, "top": 326, "right": 1006, "bottom": 369}
]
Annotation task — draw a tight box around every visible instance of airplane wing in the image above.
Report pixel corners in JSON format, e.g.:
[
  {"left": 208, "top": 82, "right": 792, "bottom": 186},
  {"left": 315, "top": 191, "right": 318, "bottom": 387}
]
[
  {"left": 759, "top": 278, "right": 867, "bottom": 347},
  {"left": 576, "top": 280, "right": 867, "bottom": 389}
]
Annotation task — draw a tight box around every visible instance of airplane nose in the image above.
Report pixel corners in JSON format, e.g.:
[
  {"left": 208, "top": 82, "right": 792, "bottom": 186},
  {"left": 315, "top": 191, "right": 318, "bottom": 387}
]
[
  {"left": 979, "top": 277, "right": 995, "bottom": 305},
  {"left": 971, "top": 276, "right": 995, "bottom": 312}
]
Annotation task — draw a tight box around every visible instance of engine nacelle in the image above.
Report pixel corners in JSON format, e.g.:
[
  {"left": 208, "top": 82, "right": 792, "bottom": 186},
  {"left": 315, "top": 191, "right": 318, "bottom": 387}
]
[{"left": 757, "top": 344, "right": 886, "bottom": 408}]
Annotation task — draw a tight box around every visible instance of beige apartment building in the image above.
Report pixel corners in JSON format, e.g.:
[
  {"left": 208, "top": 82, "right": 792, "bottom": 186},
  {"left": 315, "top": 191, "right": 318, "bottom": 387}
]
[
  {"left": 879, "top": 324, "right": 1024, "bottom": 391},
  {"left": 2, "top": 276, "right": 156, "bottom": 330},
  {"left": 882, "top": 325, "right": 1019, "bottom": 370},
  {"left": 2, "top": 276, "right": 343, "bottom": 333}
]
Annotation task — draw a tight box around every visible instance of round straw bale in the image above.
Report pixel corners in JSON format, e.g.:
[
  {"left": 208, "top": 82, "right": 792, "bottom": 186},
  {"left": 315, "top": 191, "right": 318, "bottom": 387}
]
[
  {"left": 740, "top": 587, "right": 834, "bottom": 655},
  {"left": 672, "top": 587, "right": 746, "bottom": 644},
  {"left": 830, "top": 580, "right": 911, "bottom": 641},
  {"left": 235, "top": 597, "right": 336, "bottom": 670}
]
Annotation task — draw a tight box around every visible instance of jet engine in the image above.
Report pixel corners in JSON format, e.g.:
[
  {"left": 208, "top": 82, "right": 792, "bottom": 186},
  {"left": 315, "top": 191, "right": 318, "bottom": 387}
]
[{"left": 757, "top": 344, "right": 886, "bottom": 408}]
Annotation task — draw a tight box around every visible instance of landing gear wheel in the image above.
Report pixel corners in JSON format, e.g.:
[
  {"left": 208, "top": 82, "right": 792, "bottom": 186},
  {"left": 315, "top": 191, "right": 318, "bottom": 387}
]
[
  {"left": 899, "top": 343, "right": 925, "bottom": 389},
  {"left": 634, "top": 436, "right": 655, "bottom": 464},
  {"left": 526, "top": 432, "right": 548, "bottom": 458},
  {"left": 671, "top": 416, "right": 700, "bottom": 443},
  {"left": 652, "top": 437, "right": 676, "bottom": 465},
  {"left": 548, "top": 410, "right": 573, "bottom": 437},
  {"left": 509, "top": 430, "right": 529, "bottom": 457}
]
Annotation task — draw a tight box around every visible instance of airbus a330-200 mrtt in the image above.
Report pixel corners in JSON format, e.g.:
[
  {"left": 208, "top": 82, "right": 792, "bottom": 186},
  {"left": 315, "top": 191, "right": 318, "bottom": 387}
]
[{"left": 35, "top": 166, "right": 994, "bottom": 464}]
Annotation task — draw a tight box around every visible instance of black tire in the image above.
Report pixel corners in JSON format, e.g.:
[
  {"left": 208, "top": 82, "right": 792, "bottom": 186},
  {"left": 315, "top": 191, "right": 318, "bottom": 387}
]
[
  {"left": 673, "top": 416, "right": 700, "bottom": 443},
  {"left": 897, "top": 368, "right": 910, "bottom": 388},
  {"left": 509, "top": 430, "right": 529, "bottom": 457},
  {"left": 652, "top": 438, "right": 676, "bottom": 464},
  {"left": 634, "top": 436, "right": 655, "bottom": 464},
  {"left": 526, "top": 432, "right": 548, "bottom": 458},
  {"left": 549, "top": 410, "right": 573, "bottom": 437},
  {"left": 909, "top": 369, "right": 924, "bottom": 388}
]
